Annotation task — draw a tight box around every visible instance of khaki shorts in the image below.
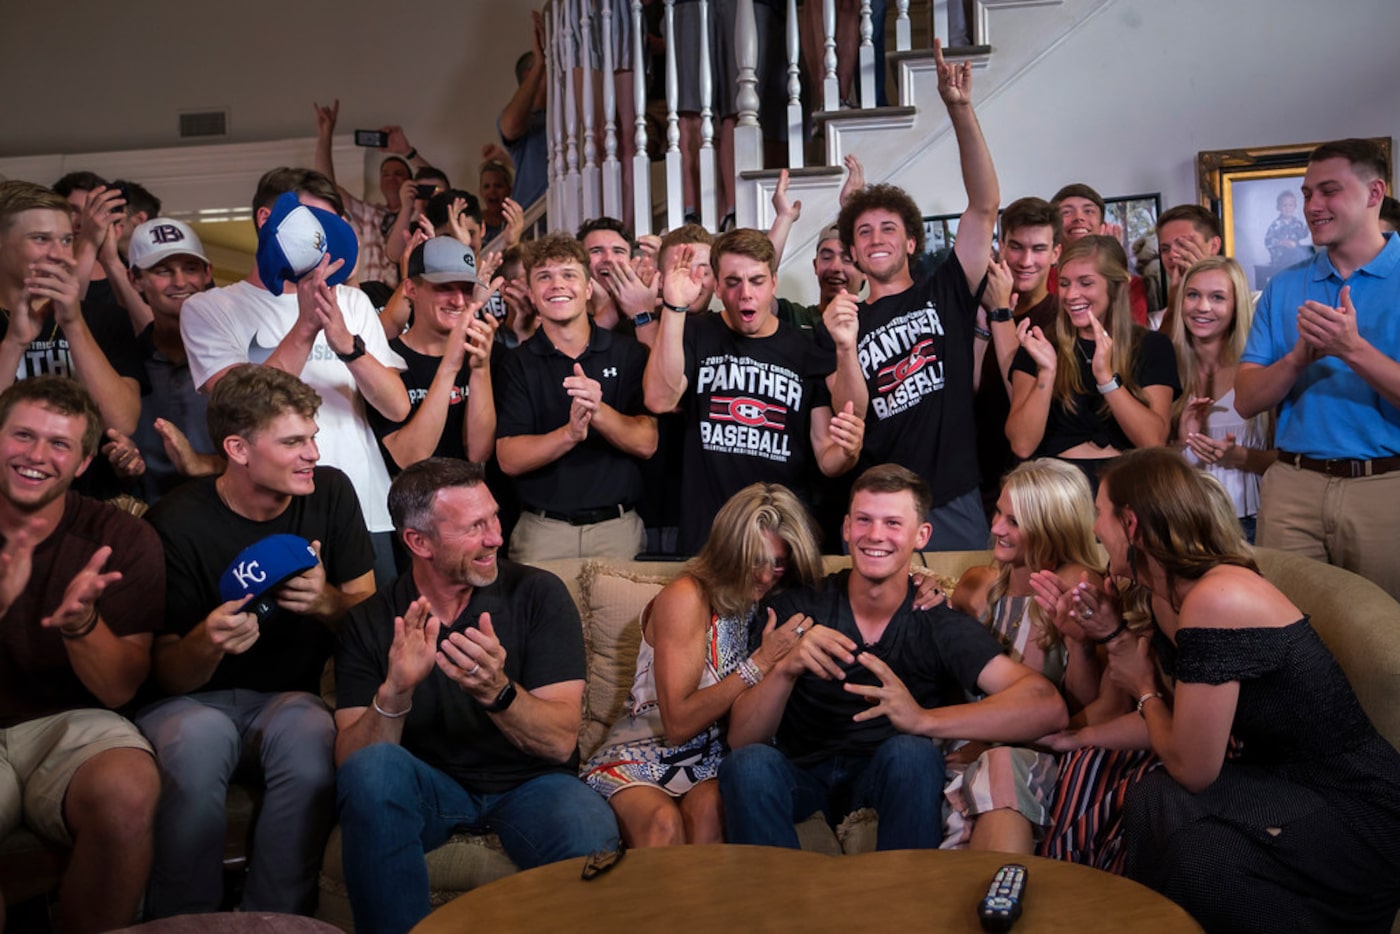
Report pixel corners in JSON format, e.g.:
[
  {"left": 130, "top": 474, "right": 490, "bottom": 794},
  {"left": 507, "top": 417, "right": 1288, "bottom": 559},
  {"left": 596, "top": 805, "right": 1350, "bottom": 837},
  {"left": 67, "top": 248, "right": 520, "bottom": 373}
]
[{"left": 0, "top": 708, "right": 153, "bottom": 846}]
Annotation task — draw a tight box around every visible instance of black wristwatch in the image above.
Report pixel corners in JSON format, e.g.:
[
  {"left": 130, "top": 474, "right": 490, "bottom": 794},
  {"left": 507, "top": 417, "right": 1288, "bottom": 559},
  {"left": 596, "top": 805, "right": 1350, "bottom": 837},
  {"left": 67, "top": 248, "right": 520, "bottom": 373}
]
[
  {"left": 483, "top": 680, "right": 518, "bottom": 713},
  {"left": 633, "top": 311, "right": 656, "bottom": 327},
  {"left": 661, "top": 298, "right": 689, "bottom": 314},
  {"left": 335, "top": 334, "right": 367, "bottom": 363},
  {"left": 987, "top": 306, "right": 1013, "bottom": 323}
]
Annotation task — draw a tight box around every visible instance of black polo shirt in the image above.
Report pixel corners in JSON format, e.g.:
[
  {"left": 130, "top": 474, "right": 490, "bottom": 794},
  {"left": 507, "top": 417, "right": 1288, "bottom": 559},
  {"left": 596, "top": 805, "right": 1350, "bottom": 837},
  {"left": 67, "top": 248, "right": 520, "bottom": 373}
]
[{"left": 494, "top": 322, "right": 650, "bottom": 514}]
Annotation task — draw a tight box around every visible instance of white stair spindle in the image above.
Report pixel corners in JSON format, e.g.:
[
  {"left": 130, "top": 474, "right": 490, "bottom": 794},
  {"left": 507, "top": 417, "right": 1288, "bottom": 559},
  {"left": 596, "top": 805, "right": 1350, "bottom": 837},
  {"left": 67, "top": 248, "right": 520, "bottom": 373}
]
[
  {"left": 822, "top": 0, "right": 839, "bottom": 111},
  {"left": 932, "top": 0, "right": 950, "bottom": 48},
  {"left": 580, "top": 0, "right": 601, "bottom": 220},
  {"left": 733, "top": 0, "right": 763, "bottom": 222},
  {"left": 631, "top": 0, "right": 651, "bottom": 235},
  {"left": 786, "top": 0, "right": 803, "bottom": 168},
  {"left": 601, "top": 0, "right": 622, "bottom": 219},
  {"left": 698, "top": 0, "right": 717, "bottom": 230},
  {"left": 563, "top": 0, "right": 582, "bottom": 232},
  {"left": 896, "top": 0, "right": 911, "bottom": 52},
  {"left": 858, "top": 0, "right": 875, "bottom": 108},
  {"left": 546, "top": 2, "right": 561, "bottom": 226},
  {"left": 663, "top": 0, "right": 684, "bottom": 230}
]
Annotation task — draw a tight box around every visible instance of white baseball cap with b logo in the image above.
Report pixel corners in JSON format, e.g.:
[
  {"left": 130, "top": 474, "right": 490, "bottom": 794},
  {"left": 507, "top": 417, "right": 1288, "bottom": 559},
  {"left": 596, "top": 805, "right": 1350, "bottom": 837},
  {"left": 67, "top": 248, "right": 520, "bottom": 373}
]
[{"left": 128, "top": 217, "right": 210, "bottom": 270}]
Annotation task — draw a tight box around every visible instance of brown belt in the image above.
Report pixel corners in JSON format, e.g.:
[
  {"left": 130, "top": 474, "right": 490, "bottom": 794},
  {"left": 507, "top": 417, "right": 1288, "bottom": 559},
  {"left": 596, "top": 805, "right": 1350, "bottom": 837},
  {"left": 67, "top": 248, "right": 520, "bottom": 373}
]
[{"left": 1277, "top": 450, "right": 1400, "bottom": 479}]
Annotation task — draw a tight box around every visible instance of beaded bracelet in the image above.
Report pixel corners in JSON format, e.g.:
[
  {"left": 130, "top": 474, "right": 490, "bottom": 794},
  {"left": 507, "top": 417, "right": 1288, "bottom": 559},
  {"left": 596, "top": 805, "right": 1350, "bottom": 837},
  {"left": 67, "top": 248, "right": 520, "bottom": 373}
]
[{"left": 736, "top": 657, "right": 764, "bottom": 688}]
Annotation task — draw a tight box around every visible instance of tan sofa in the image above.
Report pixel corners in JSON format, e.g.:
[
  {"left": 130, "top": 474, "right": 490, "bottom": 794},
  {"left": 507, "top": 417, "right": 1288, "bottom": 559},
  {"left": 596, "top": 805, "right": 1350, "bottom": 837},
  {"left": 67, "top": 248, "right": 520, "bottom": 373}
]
[{"left": 313, "top": 547, "right": 1400, "bottom": 931}]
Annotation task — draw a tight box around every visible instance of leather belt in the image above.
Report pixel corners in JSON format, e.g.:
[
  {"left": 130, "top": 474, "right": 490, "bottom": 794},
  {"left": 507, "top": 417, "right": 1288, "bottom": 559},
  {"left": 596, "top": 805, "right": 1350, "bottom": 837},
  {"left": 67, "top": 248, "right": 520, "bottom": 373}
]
[
  {"left": 1277, "top": 450, "right": 1400, "bottom": 479},
  {"left": 532, "top": 504, "right": 632, "bottom": 526}
]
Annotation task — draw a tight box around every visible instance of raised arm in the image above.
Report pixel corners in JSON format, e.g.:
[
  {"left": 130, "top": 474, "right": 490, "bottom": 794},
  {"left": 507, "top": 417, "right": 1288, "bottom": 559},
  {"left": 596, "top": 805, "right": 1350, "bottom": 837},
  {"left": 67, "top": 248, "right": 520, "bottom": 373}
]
[
  {"left": 935, "top": 39, "right": 999, "bottom": 289},
  {"left": 643, "top": 247, "right": 703, "bottom": 413},
  {"left": 766, "top": 170, "right": 803, "bottom": 265},
  {"left": 500, "top": 12, "right": 548, "bottom": 143}
]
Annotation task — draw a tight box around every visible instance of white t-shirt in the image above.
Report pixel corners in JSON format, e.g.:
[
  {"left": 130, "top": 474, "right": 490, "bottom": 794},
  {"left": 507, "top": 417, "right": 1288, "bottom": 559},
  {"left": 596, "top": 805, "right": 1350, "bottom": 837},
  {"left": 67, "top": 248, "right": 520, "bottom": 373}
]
[{"left": 181, "top": 279, "right": 404, "bottom": 532}]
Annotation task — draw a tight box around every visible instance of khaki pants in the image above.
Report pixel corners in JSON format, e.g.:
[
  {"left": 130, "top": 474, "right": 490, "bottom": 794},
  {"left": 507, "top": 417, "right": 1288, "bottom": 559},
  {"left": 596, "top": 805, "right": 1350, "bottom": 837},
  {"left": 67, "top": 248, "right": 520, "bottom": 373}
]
[
  {"left": 1257, "top": 461, "right": 1400, "bottom": 602},
  {"left": 509, "top": 509, "right": 646, "bottom": 563},
  {"left": 0, "top": 709, "right": 153, "bottom": 845}
]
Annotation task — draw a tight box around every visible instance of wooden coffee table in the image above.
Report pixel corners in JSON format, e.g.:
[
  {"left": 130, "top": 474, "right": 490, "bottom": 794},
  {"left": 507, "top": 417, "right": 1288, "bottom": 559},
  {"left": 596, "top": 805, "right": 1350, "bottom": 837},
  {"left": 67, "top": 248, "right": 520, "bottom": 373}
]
[{"left": 411, "top": 845, "right": 1203, "bottom": 932}]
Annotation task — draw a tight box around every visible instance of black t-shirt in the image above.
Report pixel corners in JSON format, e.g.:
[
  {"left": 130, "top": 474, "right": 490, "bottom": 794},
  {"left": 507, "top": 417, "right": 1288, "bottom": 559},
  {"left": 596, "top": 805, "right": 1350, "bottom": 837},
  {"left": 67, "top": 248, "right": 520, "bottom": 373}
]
[
  {"left": 0, "top": 301, "right": 151, "bottom": 500},
  {"left": 495, "top": 323, "right": 650, "bottom": 513},
  {"left": 679, "top": 313, "right": 834, "bottom": 554},
  {"left": 336, "top": 561, "right": 585, "bottom": 793},
  {"left": 144, "top": 467, "right": 375, "bottom": 696},
  {"left": 760, "top": 570, "right": 1003, "bottom": 766},
  {"left": 365, "top": 336, "right": 504, "bottom": 472},
  {"left": 1009, "top": 329, "right": 1181, "bottom": 456},
  {"left": 820, "top": 261, "right": 982, "bottom": 507},
  {"left": 974, "top": 293, "right": 1057, "bottom": 498}
]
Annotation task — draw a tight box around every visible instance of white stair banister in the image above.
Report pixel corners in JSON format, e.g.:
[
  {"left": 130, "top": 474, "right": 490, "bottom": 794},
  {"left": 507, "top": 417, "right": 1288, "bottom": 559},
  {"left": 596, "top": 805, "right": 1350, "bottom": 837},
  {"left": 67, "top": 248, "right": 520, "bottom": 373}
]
[
  {"left": 786, "top": 0, "right": 804, "bottom": 168},
  {"left": 822, "top": 0, "right": 839, "bottom": 111},
  {"left": 580, "top": 0, "right": 601, "bottom": 221},
  {"left": 549, "top": 1, "right": 568, "bottom": 230},
  {"left": 858, "top": 0, "right": 875, "bottom": 107},
  {"left": 698, "top": 0, "right": 718, "bottom": 230},
  {"left": 631, "top": 0, "right": 652, "bottom": 235},
  {"left": 896, "top": 0, "right": 911, "bottom": 52},
  {"left": 600, "top": 0, "right": 623, "bottom": 219},
  {"left": 562, "top": 0, "right": 582, "bottom": 233},
  {"left": 663, "top": 0, "right": 684, "bottom": 231},
  {"left": 733, "top": 0, "right": 763, "bottom": 228}
]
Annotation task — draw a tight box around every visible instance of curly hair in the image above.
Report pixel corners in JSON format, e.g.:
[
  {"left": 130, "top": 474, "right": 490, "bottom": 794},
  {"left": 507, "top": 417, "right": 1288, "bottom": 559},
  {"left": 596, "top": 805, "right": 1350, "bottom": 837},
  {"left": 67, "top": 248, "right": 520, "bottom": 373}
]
[{"left": 837, "top": 183, "right": 925, "bottom": 259}]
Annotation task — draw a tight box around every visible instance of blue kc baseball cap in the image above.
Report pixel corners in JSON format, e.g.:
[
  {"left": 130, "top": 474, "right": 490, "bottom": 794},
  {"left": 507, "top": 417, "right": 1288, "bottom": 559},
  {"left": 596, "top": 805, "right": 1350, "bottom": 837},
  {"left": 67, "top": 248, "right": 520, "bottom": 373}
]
[{"left": 219, "top": 533, "right": 320, "bottom": 621}]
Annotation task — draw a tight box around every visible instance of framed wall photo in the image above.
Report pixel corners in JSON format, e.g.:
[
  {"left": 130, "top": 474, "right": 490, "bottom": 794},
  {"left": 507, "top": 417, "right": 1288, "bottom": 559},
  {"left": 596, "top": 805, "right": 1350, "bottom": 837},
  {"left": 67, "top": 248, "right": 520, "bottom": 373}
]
[{"left": 1198, "top": 139, "right": 1394, "bottom": 291}]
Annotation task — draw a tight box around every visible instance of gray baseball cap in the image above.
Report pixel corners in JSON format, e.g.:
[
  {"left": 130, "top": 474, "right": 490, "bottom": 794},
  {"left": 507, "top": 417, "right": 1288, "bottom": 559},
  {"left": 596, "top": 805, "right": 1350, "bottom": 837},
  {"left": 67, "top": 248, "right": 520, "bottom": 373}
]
[{"left": 408, "top": 236, "right": 478, "bottom": 284}]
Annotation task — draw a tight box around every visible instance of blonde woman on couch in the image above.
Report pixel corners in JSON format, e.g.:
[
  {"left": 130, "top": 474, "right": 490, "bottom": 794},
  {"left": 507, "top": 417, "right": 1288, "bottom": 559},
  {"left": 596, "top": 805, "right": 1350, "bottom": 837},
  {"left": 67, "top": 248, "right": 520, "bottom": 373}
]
[
  {"left": 581, "top": 483, "right": 823, "bottom": 847},
  {"left": 945, "top": 458, "right": 1104, "bottom": 854}
]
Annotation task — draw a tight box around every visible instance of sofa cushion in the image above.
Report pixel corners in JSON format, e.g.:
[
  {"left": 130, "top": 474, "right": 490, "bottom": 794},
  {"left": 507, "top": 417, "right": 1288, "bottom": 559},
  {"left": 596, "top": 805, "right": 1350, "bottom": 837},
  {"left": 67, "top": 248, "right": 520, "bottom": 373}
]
[{"left": 576, "top": 561, "right": 671, "bottom": 760}]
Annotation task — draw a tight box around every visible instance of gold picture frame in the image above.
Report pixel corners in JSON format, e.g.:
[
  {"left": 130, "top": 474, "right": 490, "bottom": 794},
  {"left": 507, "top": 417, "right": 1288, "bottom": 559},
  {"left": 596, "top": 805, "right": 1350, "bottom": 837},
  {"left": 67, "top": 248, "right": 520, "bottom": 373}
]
[{"left": 1197, "top": 139, "right": 1393, "bottom": 291}]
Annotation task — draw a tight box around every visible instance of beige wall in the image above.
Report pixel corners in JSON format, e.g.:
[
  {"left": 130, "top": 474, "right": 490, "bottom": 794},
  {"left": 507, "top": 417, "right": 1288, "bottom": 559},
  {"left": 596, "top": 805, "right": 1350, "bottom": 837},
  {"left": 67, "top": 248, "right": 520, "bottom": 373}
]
[{"left": 0, "top": 0, "right": 542, "bottom": 200}]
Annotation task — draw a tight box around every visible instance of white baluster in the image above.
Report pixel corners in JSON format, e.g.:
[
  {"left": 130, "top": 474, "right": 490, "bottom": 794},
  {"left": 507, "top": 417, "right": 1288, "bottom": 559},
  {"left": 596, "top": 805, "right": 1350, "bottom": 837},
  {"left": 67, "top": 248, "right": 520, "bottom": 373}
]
[
  {"left": 932, "top": 0, "right": 950, "bottom": 48},
  {"left": 631, "top": 0, "right": 651, "bottom": 235},
  {"left": 580, "top": 0, "right": 600, "bottom": 220},
  {"left": 550, "top": 1, "right": 567, "bottom": 228},
  {"left": 896, "top": 0, "right": 911, "bottom": 52},
  {"left": 698, "top": 0, "right": 717, "bottom": 230},
  {"left": 600, "top": 0, "right": 622, "bottom": 219},
  {"left": 786, "top": 0, "right": 803, "bottom": 168},
  {"left": 663, "top": 0, "right": 684, "bottom": 230},
  {"left": 858, "top": 0, "right": 875, "bottom": 108},
  {"left": 733, "top": 0, "right": 763, "bottom": 221},
  {"left": 563, "top": 0, "right": 582, "bottom": 232},
  {"left": 821, "top": 0, "right": 839, "bottom": 111}
]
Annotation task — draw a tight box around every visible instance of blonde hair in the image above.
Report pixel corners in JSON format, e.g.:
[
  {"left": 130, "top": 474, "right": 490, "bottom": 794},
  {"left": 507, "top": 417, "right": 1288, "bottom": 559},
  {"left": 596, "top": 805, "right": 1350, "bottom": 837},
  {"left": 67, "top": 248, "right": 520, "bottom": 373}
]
[
  {"left": 687, "top": 483, "right": 822, "bottom": 618},
  {"left": 1168, "top": 256, "right": 1269, "bottom": 440},
  {"left": 1052, "top": 236, "right": 1150, "bottom": 414},
  {"left": 984, "top": 459, "right": 1100, "bottom": 648}
]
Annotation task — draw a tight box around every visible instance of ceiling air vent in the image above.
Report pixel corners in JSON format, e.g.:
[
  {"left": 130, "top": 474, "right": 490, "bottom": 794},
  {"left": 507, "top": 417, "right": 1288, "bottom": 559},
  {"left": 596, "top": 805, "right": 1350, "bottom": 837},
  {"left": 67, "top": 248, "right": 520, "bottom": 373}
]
[{"left": 179, "top": 109, "right": 228, "bottom": 139}]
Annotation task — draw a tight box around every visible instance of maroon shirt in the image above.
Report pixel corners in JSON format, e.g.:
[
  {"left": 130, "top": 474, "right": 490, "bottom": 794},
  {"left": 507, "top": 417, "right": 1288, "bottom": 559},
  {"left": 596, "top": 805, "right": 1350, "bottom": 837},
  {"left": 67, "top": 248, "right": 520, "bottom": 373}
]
[{"left": 0, "top": 492, "right": 164, "bottom": 727}]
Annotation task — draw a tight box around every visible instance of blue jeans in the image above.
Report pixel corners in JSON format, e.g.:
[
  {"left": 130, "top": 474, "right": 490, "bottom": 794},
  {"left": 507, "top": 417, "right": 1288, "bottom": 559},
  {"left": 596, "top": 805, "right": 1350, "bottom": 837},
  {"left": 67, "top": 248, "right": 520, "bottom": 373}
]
[
  {"left": 336, "top": 743, "right": 619, "bottom": 934},
  {"left": 135, "top": 689, "right": 336, "bottom": 916},
  {"left": 719, "top": 735, "right": 946, "bottom": 850}
]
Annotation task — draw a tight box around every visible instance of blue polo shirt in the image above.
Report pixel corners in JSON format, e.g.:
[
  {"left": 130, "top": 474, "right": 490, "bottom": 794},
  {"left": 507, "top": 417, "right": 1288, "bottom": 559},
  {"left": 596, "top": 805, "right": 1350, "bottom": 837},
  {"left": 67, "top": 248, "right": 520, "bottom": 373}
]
[{"left": 1242, "top": 232, "right": 1400, "bottom": 459}]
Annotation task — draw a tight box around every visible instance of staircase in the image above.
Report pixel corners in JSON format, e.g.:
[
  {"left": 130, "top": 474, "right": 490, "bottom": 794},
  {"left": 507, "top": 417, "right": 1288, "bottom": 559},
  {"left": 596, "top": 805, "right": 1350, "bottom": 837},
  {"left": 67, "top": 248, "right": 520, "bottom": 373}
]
[{"left": 734, "top": 0, "right": 1120, "bottom": 304}]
